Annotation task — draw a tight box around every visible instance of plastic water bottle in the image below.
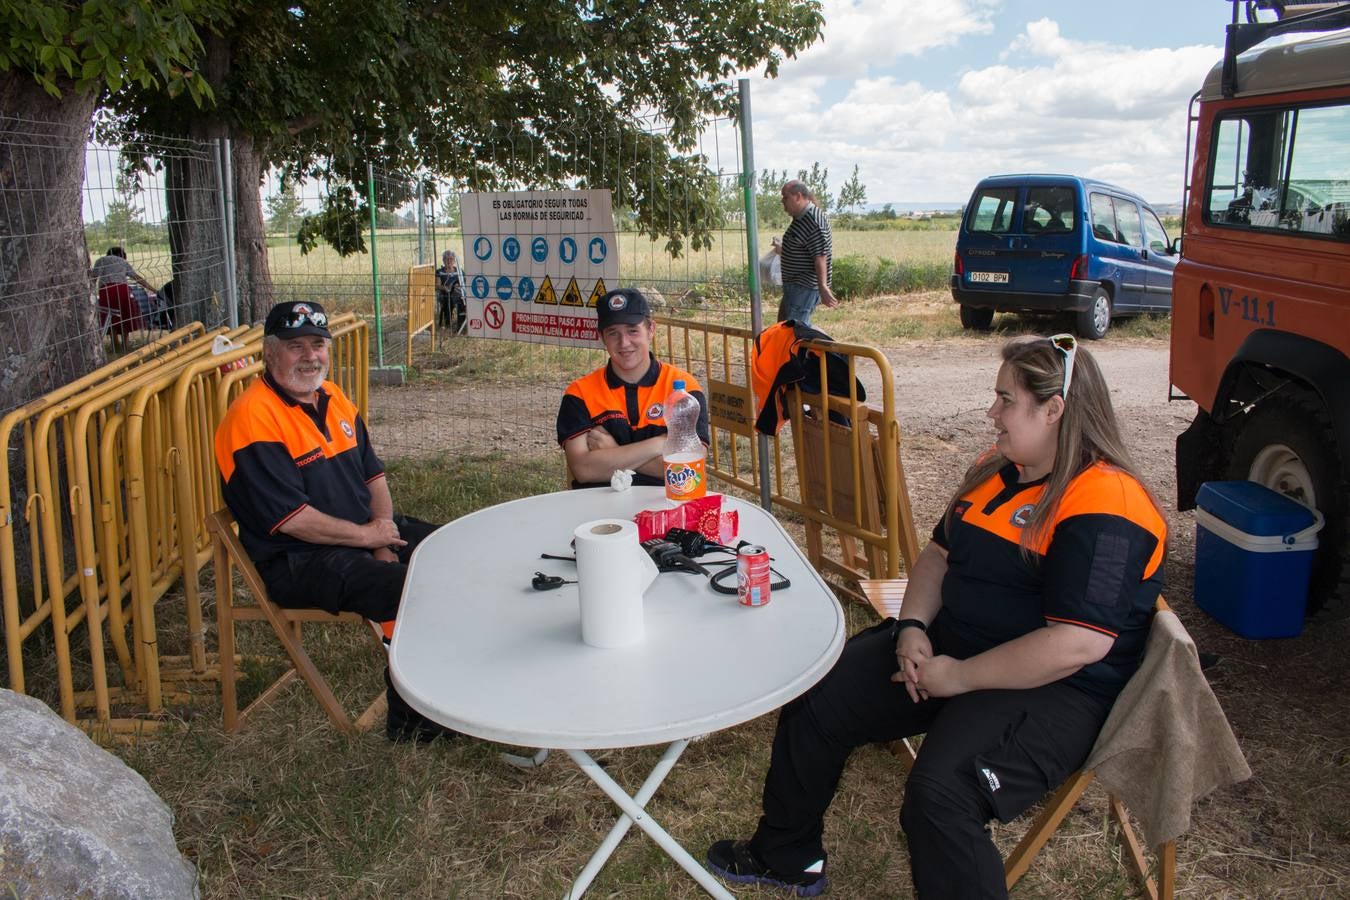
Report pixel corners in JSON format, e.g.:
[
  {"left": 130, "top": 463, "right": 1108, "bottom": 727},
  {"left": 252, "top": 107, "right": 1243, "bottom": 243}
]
[{"left": 663, "top": 379, "right": 707, "bottom": 502}]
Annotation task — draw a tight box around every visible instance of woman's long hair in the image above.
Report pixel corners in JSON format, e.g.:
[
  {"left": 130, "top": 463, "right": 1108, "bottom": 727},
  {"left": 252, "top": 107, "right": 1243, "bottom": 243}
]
[{"left": 945, "top": 336, "right": 1161, "bottom": 551}]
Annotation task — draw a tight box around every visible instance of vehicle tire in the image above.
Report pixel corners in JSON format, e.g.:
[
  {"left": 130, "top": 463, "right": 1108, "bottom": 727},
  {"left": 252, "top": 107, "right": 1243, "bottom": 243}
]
[
  {"left": 959, "top": 305, "right": 994, "bottom": 331},
  {"left": 1226, "top": 390, "right": 1350, "bottom": 615},
  {"left": 1075, "top": 287, "right": 1111, "bottom": 340}
]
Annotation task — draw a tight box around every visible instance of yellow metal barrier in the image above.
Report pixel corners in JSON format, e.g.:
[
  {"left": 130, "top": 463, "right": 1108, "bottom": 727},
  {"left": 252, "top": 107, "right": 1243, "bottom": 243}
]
[
  {"left": 406, "top": 264, "right": 436, "bottom": 367},
  {"left": 20, "top": 326, "right": 247, "bottom": 720},
  {"left": 651, "top": 317, "right": 920, "bottom": 601},
  {"left": 116, "top": 326, "right": 263, "bottom": 713},
  {"left": 775, "top": 340, "right": 922, "bottom": 600},
  {"left": 2, "top": 325, "right": 208, "bottom": 698},
  {"left": 1, "top": 315, "right": 366, "bottom": 730}
]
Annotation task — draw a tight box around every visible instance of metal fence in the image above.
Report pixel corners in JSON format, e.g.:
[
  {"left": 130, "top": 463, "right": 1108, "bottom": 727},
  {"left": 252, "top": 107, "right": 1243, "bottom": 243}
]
[{"left": 367, "top": 114, "right": 756, "bottom": 464}]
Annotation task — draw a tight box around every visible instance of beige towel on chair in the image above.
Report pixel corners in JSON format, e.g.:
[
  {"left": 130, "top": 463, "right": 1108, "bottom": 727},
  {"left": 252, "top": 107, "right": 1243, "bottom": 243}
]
[{"left": 1084, "top": 609, "right": 1252, "bottom": 848}]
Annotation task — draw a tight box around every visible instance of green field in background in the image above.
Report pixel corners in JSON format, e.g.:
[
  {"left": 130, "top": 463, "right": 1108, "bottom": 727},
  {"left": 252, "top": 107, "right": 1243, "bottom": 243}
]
[{"left": 111, "top": 227, "right": 959, "bottom": 299}]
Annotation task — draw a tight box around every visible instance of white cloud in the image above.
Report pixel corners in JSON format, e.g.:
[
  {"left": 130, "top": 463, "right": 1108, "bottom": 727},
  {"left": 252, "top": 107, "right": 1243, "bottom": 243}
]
[
  {"left": 768, "top": 0, "right": 999, "bottom": 79},
  {"left": 752, "top": 14, "right": 1223, "bottom": 203},
  {"left": 961, "top": 20, "right": 1217, "bottom": 121},
  {"left": 821, "top": 78, "right": 956, "bottom": 148}
]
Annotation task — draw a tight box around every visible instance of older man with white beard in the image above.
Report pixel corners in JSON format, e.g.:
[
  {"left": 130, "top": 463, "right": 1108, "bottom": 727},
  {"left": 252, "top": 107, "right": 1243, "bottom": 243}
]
[{"left": 213, "top": 301, "right": 454, "bottom": 743}]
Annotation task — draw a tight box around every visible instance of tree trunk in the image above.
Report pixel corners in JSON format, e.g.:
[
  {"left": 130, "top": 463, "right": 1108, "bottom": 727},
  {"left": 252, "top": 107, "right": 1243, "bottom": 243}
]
[
  {"left": 164, "top": 28, "right": 231, "bottom": 329},
  {"left": 0, "top": 76, "right": 102, "bottom": 413},
  {"left": 231, "top": 134, "right": 274, "bottom": 323},
  {"left": 164, "top": 145, "right": 229, "bottom": 329}
]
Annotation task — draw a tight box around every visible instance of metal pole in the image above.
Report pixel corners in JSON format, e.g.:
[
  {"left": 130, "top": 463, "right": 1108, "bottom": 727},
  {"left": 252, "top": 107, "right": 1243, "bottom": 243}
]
[
  {"left": 367, "top": 161, "right": 386, "bottom": 366},
  {"left": 220, "top": 138, "right": 240, "bottom": 327},
  {"left": 416, "top": 179, "right": 426, "bottom": 265},
  {"left": 213, "top": 140, "right": 235, "bottom": 328},
  {"left": 739, "top": 78, "right": 772, "bottom": 511}
]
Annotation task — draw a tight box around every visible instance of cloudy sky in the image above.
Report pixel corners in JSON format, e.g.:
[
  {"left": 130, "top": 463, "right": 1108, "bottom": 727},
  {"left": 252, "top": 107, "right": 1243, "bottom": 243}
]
[{"left": 745, "top": 0, "right": 1228, "bottom": 207}]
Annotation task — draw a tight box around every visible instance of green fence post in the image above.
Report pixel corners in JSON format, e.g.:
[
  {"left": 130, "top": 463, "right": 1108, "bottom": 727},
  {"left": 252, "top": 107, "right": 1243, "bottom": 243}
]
[
  {"left": 739, "top": 78, "right": 772, "bottom": 510},
  {"left": 367, "top": 161, "right": 386, "bottom": 367}
]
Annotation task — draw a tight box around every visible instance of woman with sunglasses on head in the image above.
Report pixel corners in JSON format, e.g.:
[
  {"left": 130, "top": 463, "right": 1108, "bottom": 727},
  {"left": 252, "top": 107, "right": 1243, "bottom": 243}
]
[{"left": 707, "top": 334, "right": 1167, "bottom": 899}]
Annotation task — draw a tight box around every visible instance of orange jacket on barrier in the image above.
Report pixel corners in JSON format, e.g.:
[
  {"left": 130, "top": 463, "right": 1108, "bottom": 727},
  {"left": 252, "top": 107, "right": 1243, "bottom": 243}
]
[{"left": 751, "top": 320, "right": 865, "bottom": 435}]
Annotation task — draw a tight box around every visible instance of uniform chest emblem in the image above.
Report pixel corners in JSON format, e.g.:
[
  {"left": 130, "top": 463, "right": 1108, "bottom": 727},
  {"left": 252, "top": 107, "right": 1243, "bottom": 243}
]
[
  {"left": 1010, "top": 503, "right": 1035, "bottom": 527},
  {"left": 340, "top": 419, "right": 354, "bottom": 438},
  {"left": 646, "top": 402, "right": 664, "bottom": 421}
]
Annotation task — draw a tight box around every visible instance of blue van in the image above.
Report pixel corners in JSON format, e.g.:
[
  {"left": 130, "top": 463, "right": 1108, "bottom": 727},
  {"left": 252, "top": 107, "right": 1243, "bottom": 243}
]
[{"left": 950, "top": 174, "right": 1177, "bottom": 339}]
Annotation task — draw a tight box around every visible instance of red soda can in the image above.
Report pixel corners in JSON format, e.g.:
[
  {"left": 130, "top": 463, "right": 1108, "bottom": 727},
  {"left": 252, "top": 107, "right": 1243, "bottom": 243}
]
[{"left": 737, "top": 544, "right": 772, "bottom": 608}]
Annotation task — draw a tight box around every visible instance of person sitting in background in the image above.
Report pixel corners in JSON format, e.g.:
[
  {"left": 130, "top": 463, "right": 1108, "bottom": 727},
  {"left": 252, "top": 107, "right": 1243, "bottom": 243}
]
[
  {"left": 92, "top": 246, "right": 157, "bottom": 294},
  {"left": 556, "top": 287, "right": 709, "bottom": 488},
  {"left": 213, "top": 300, "right": 454, "bottom": 743},
  {"left": 707, "top": 334, "right": 1167, "bottom": 898},
  {"left": 435, "top": 250, "right": 466, "bottom": 333},
  {"left": 92, "top": 247, "right": 155, "bottom": 338}
]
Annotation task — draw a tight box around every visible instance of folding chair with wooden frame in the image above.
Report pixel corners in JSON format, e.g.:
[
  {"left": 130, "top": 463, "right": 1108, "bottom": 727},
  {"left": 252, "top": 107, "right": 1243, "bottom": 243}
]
[
  {"left": 206, "top": 508, "right": 388, "bottom": 736},
  {"left": 858, "top": 581, "right": 1182, "bottom": 900}
]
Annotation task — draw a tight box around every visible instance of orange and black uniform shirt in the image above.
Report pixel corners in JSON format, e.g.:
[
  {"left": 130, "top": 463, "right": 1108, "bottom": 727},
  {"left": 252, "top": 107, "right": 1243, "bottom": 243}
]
[
  {"left": 556, "top": 354, "right": 710, "bottom": 488},
  {"left": 930, "top": 459, "right": 1166, "bottom": 699},
  {"left": 214, "top": 371, "right": 383, "bottom": 563}
]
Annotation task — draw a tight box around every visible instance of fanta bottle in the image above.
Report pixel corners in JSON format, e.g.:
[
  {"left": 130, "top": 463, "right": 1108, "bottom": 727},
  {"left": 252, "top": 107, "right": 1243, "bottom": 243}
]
[{"left": 663, "top": 379, "right": 706, "bottom": 502}]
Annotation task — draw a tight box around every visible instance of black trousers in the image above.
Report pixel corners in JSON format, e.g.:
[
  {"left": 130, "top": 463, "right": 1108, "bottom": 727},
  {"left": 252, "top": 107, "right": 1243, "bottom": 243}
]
[
  {"left": 748, "top": 620, "right": 1113, "bottom": 899},
  {"left": 256, "top": 515, "right": 437, "bottom": 622}
]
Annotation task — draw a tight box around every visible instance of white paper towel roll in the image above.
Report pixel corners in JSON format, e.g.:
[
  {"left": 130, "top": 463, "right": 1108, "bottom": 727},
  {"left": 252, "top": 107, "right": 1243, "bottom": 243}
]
[{"left": 573, "top": 518, "right": 659, "bottom": 648}]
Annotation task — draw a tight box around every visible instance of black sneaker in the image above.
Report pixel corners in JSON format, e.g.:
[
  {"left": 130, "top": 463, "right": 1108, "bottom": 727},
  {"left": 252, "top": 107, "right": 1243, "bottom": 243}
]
[{"left": 706, "top": 839, "right": 827, "bottom": 897}]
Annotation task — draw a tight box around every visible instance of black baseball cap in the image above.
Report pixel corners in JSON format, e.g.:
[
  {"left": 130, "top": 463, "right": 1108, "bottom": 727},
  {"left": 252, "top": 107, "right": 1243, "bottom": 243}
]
[
  {"left": 595, "top": 287, "right": 652, "bottom": 331},
  {"left": 264, "top": 301, "right": 332, "bottom": 339}
]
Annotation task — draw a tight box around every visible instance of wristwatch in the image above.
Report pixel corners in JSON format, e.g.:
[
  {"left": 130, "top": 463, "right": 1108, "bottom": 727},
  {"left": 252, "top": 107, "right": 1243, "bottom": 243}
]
[{"left": 893, "top": 618, "right": 927, "bottom": 634}]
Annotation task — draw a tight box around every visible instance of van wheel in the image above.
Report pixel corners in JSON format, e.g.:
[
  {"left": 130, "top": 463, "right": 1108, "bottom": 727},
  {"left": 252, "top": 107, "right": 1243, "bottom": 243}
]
[
  {"left": 1226, "top": 390, "right": 1349, "bottom": 615},
  {"left": 959, "top": 305, "right": 994, "bottom": 331},
  {"left": 1075, "top": 288, "right": 1111, "bottom": 340}
]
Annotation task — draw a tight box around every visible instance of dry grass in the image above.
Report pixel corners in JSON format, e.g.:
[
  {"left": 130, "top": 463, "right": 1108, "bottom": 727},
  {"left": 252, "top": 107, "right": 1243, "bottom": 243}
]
[{"left": 63, "top": 297, "right": 1350, "bottom": 899}]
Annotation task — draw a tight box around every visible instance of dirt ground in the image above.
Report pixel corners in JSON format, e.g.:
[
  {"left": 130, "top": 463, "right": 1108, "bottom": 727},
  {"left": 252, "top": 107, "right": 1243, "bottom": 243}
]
[{"left": 880, "top": 334, "right": 1350, "bottom": 897}]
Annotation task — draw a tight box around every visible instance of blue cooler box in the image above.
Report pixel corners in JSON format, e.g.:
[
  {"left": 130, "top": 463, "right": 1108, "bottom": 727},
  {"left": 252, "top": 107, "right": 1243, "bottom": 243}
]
[{"left": 1194, "top": 481, "right": 1324, "bottom": 639}]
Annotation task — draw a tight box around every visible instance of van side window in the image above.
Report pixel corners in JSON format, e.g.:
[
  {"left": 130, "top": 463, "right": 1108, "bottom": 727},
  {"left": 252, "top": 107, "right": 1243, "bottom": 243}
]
[
  {"left": 1205, "top": 102, "right": 1349, "bottom": 240},
  {"left": 1089, "top": 192, "right": 1121, "bottom": 243},
  {"left": 1115, "top": 198, "right": 1144, "bottom": 248},
  {"left": 1144, "top": 208, "right": 1171, "bottom": 253},
  {"left": 1023, "top": 186, "right": 1076, "bottom": 235},
  {"left": 968, "top": 188, "right": 1017, "bottom": 234}
]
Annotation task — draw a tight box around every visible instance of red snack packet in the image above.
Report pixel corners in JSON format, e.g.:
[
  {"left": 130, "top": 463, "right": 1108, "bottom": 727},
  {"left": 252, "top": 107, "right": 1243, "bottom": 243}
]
[{"left": 634, "top": 494, "right": 738, "bottom": 544}]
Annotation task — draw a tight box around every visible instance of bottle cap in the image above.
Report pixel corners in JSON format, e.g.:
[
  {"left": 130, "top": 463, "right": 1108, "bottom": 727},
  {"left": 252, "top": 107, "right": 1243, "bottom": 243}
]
[{"left": 672, "top": 379, "right": 685, "bottom": 391}]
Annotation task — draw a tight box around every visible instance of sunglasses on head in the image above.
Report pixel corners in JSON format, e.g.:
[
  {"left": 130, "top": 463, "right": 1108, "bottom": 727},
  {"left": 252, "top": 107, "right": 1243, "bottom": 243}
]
[
  {"left": 279, "top": 308, "right": 328, "bottom": 329},
  {"left": 1048, "top": 333, "right": 1077, "bottom": 398}
]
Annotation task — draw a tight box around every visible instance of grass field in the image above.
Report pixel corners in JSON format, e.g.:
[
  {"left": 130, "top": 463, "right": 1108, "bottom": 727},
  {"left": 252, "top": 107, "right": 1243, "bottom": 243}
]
[{"left": 113, "top": 227, "right": 959, "bottom": 316}]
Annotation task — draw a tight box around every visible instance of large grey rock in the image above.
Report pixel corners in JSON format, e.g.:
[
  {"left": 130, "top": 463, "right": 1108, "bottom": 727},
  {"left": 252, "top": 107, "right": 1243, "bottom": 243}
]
[{"left": 0, "top": 690, "right": 199, "bottom": 899}]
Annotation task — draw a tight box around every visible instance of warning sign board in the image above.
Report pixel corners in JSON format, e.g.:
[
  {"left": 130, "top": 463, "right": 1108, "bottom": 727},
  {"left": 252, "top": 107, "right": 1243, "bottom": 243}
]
[
  {"left": 587, "top": 278, "right": 608, "bottom": 308},
  {"left": 536, "top": 275, "right": 557, "bottom": 305},
  {"left": 561, "top": 277, "right": 583, "bottom": 307},
  {"left": 460, "top": 189, "right": 619, "bottom": 347}
]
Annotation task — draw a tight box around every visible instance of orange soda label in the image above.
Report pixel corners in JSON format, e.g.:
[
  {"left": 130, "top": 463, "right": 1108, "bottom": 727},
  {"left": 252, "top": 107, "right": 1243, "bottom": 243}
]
[{"left": 664, "top": 455, "right": 707, "bottom": 501}]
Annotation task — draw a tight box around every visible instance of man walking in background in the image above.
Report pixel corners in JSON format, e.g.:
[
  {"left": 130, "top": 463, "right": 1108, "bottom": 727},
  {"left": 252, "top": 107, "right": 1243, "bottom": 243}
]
[{"left": 774, "top": 180, "right": 838, "bottom": 326}]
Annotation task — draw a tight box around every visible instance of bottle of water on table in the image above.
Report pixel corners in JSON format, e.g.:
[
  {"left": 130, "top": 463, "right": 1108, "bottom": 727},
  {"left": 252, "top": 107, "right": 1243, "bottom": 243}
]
[{"left": 663, "top": 379, "right": 706, "bottom": 502}]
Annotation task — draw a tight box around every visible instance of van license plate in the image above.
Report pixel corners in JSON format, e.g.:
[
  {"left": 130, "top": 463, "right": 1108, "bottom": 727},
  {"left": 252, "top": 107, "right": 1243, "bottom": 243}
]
[{"left": 968, "top": 272, "right": 1009, "bottom": 284}]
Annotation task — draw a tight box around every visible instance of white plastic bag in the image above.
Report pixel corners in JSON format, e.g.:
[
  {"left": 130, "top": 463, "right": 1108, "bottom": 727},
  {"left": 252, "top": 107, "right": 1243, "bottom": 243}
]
[{"left": 759, "top": 250, "right": 783, "bottom": 288}]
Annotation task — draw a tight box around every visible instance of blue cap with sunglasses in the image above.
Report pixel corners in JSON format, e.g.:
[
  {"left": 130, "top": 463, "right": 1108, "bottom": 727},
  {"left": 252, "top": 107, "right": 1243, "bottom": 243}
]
[{"left": 264, "top": 301, "right": 332, "bottom": 339}]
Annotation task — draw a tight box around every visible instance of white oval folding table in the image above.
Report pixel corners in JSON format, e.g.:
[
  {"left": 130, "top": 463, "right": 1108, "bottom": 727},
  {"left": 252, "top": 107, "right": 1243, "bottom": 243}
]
[{"left": 390, "top": 487, "right": 846, "bottom": 898}]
